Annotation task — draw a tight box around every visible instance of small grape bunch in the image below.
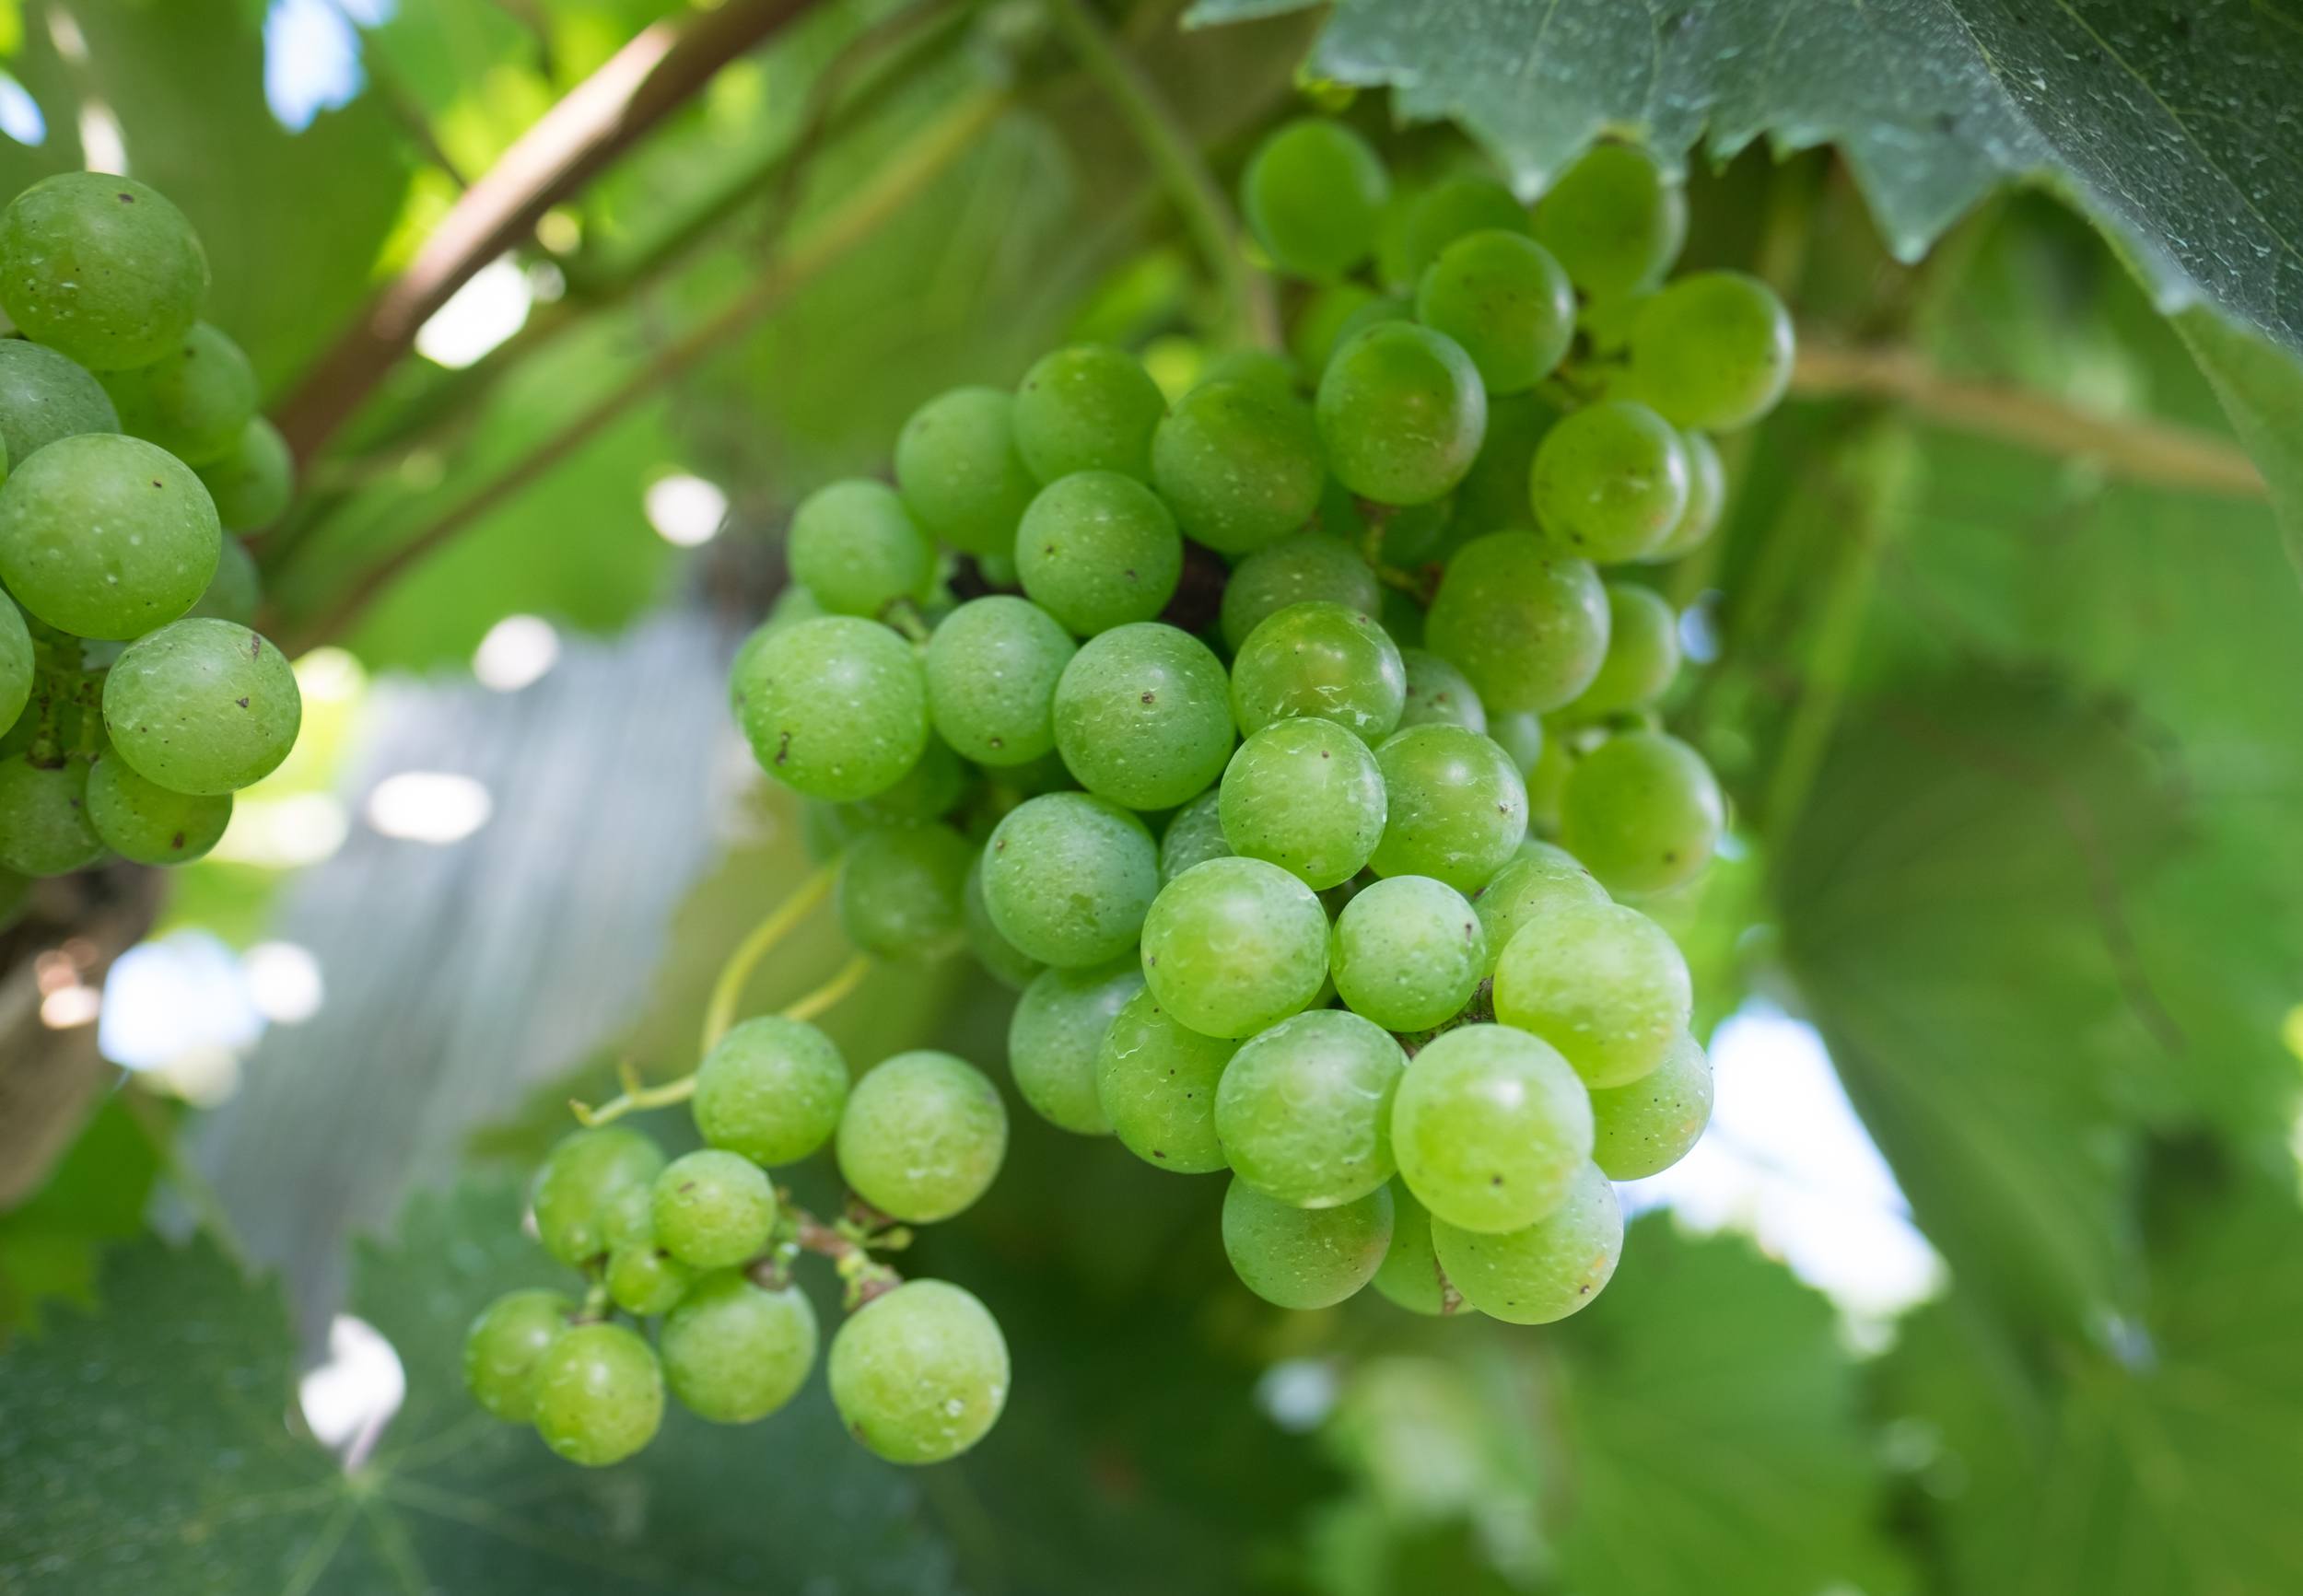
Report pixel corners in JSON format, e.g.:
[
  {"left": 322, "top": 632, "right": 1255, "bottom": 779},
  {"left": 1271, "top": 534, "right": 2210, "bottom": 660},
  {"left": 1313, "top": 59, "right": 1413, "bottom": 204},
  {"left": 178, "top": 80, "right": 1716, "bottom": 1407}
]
[{"left": 0, "top": 172, "right": 300, "bottom": 901}]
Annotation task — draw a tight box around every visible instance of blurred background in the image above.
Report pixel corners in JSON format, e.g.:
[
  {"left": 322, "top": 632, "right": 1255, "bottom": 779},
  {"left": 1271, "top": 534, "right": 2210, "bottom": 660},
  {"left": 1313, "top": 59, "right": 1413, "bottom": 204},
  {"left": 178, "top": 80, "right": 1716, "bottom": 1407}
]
[{"left": 2, "top": 2, "right": 2300, "bottom": 1593}]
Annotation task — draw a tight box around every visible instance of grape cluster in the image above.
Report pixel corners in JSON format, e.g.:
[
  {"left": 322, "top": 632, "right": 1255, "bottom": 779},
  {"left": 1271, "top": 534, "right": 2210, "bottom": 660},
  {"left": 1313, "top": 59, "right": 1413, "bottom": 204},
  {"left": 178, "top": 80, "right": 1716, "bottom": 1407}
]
[{"left": 0, "top": 173, "right": 300, "bottom": 895}]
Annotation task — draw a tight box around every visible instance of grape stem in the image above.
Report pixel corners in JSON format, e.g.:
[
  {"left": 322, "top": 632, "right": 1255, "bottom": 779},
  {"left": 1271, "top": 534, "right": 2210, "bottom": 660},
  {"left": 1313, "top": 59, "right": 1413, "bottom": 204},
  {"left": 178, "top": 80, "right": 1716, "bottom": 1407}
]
[
  {"left": 750, "top": 1195, "right": 906, "bottom": 1307},
  {"left": 700, "top": 861, "right": 839, "bottom": 1053}
]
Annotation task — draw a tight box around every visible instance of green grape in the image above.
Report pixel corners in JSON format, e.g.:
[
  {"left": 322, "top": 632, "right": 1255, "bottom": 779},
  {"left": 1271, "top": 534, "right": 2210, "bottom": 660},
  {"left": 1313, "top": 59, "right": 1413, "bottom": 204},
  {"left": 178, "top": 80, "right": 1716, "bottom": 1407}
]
[
  {"left": 1397, "top": 647, "right": 1487, "bottom": 732},
  {"left": 1096, "top": 985, "right": 1238, "bottom": 1173},
  {"left": 836, "top": 1050, "right": 1007, "bottom": 1222},
  {"left": 1414, "top": 229, "right": 1574, "bottom": 394},
  {"left": 1360, "top": 491, "right": 1461, "bottom": 567},
  {"left": 1531, "top": 144, "right": 1686, "bottom": 299},
  {"left": 1218, "top": 533, "right": 1382, "bottom": 653},
  {"left": 1229, "top": 600, "right": 1405, "bottom": 745},
  {"left": 0, "top": 338, "right": 121, "bottom": 464},
  {"left": 730, "top": 592, "right": 827, "bottom": 730},
  {"left": 1158, "top": 786, "right": 1232, "bottom": 881},
  {"left": 651, "top": 1148, "right": 777, "bottom": 1270},
  {"left": 606, "top": 1242, "right": 695, "bottom": 1318},
  {"left": 734, "top": 615, "right": 928, "bottom": 802},
  {"left": 829, "top": 1279, "right": 1009, "bottom": 1465},
  {"left": 1391, "top": 1023, "right": 1593, "bottom": 1232},
  {"left": 531, "top": 1126, "right": 666, "bottom": 1266},
  {"left": 1140, "top": 856, "right": 1328, "bottom": 1039},
  {"left": 1371, "top": 1182, "right": 1448, "bottom": 1315},
  {"left": 1288, "top": 282, "right": 1383, "bottom": 374},
  {"left": 1642, "top": 428, "right": 1724, "bottom": 563},
  {"left": 532, "top": 1322, "right": 664, "bottom": 1467},
  {"left": 1218, "top": 716, "right": 1385, "bottom": 890},
  {"left": 1628, "top": 271, "right": 1794, "bottom": 431},
  {"left": 1328, "top": 875, "right": 1484, "bottom": 1031},
  {"left": 1009, "top": 956, "right": 1141, "bottom": 1134},
  {"left": 1451, "top": 390, "right": 1560, "bottom": 533},
  {"left": 1559, "top": 729, "right": 1724, "bottom": 895},
  {"left": 1013, "top": 344, "right": 1166, "bottom": 482},
  {"left": 1431, "top": 1161, "right": 1620, "bottom": 1324},
  {"left": 0, "top": 172, "right": 209, "bottom": 370},
  {"left": 980, "top": 791, "right": 1158, "bottom": 967},
  {"left": 853, "top": 737, "right": 966, "bottom": 825},
  {"left": 1568, "top": 584, "right": 1680, "bottom": 716},
  {"left": 800, "top": 798, "right": 864, "bottom": 863},
  {"left": 0, "top": 594, "right": 28, "bottom": 730},
  {"left": 1489, "top": 710, "right": 1545, "bottom": 777},
  {"left": 1053, "top": 623, "right": 1233, "bottom": 810},
  {"left": 97, "top": 322, "right": 256, "bottom": 465},
  {"left": 1197, "top": 348, "right": 1301, "bottom": 397},
  {"left": 101, "top": 618, "right": 301, "bottom": 796},
  {"left": 1215, "top": 1008, "right": 1404, "bottom": 1207},
  {"left": 1150, "top": 379, "right": 1323, "bottom": 556},
  {"left": 693, "top": 1015, "right": 849, "bottom": 1166},
  {"left": 84, "top": 754, "right": 230, "bottom": 866},
  {"left": 1015, "top": 470, "right": 1182, "bottom": 635},
  {"left": 1221, "top": 1177, "right": 1392, "bottom": 1311},
  {"left": 1470, "top": 842, "right": 1608, "bottom": 974},
  {"left": 193, "top": 418, "right": 293, "bottom": 531},
  {"left": 1366, "top": 724, "right": 1526, "bottom": 892},
  {"left": 0, "top": 433, "right": 219, "bottom": 639},
  {"left": 1526, "top": 728, "right": 1577, "bottom": 834},
  {"left": 1527, "top": 400, "right": 1689, "bottom": 564},
  {"left": 923, "top": 595, "right": 1074, "bottom": 766},
  {"left": 1316, "top": 322, "right": 1486, "bottom": 507},
  {"left": 1240, "top": 118, "right": 1389, "bottom": 281},
  {"left": 963, "top": 857, "right": 1043, "bottom": 990},
  {"left": 462, "top": 1289, "right": 573, "bottom": 1423},
  {"left": 1591, "top": 1030, "right": 1712, "bottom": 1180},
  {"left": 894, "top": 386, "right": 1038, "bottom": 555},
  {"left": 188, "top": 536, "right": 261, "bottom": 624},
  {"left": 1492, "top": 897, "right": 1689, "bottom": 1087},
  {"left": 1383, "top": 174, "right": 1528, "bottom": 289},
  {"left": 1423, "top": 532, "right": 1608, "bottom": 713},
  {"left": 788, "top": 480, "right": 935, "bottom": 619},
  {"left": 836, "top": 821, "right": 970, "bottom": 959},
  {"left": 0, "top": 757, "right": 106, "bottom": 877},
  {"left": 660, "top": 1271, "right": 818, "bottom": 1424}
]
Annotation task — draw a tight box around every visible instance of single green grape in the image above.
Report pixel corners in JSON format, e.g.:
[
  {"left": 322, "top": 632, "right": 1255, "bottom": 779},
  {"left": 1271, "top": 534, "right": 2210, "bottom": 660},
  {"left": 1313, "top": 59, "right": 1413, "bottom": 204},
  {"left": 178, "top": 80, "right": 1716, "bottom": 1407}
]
[
  {"left": 189, "top": 536, "right": 261, "bottom": 625},
  {"left": 1240, "top": 118, "right": 1389, "bottom": 281},
  {"left": 1382, "top": 174, "right": 1528, "bottom": 289},
  {"left": 84, "top": 753, "right": 230, "bottom": 866},
  {"left": 1218, "top": 716, "right": 1385, "bottom": 890},
  {"left": 734, "top": 615, "right": 928, "bottom": 802},
  {"left": 532, "top": 1322, "right": 664, "bottom": 1467},
  {"left": 194, "top": 418, "right": 294, "bottom": 532},
  {"left": 1531, "top": 144, "right": 1686, "bottom": 299},
  {"left": 97, "top": 322, "right": 256, "bottom": 465},
  {"left": 0, "top": 338, "right": 120, "bottom": 465},
  {"left": 1492, "top": 897, "right": 1689, "bottom": 1087},
  {"left": 1643, "top": 428, "right": 1724, "bottom": 563},
  {"left": 1431, "top": 1161, "right": 1621, "bottom": 1324},
  {"left": 1140, "top": 856, "right": 1328, "bottom": 1039},
  {"left": 1229, "top": 600, "right": 1406, "bottom": 745},
  {"left": 1288, "top": 282, "right": 1383, "bottom": 374},
  {"left": 1196, "top": 348, "right": 1301, "bottom": 398},
  {"left": 606, "top": 1242, "right": 695, "bottom": 1319},
  {"left": 1392, "top": 1023, "right": 1593, "bottom": 1233},
  {"left": 894, "top": 386, "right": 1038, "bottom": 555},
  {"left": 1215, "top": 1008, "right": 1404, "bottom": 1208},
  {"left": 462, "top": 1289, "right": 573, "bottom": 1423},
  {"left": 1397, "top": 647, "right": 1487, "bottom": 732},
  {"left": 923, "top": 595, "right": 1074, "bottom": 767},
  {"left": 651, "top": 1148, "right": 777, "bottom": 1270},
  {"left": 0, "top": 433, "right": 219, "bottom": 640},
  {"left": 729, "top": 588, "right": 824, "bottom": 728},
  {"left": 531, "top": 1126, "right": 666, "bottom": 1266},
  {"left": 1316, "top": 321, "right": 1486, "bottom": 507},
  {"left": 0, "top": 757, "right": 107, "bottom": 877},
  {"left": 692, "top": 1015, "right": 850, "bottom": 1166},
  {"left": 1363, "top": 493, "right": 1463, "bottom": 568},
  {"left": 1097, "top": 985, "right": 1239, "bottom": 1173},
  {"left": 963, "top": 857, "right": 1044, "bottom": 990},
  {"left": 1591, "top": 1030, "right": 1712, "bottom": 1180},
  {"left": 0, "top": 594, "right": 29, "bottom": 730},
  {"left": 101, "top": 619, "right": 301, "bottom": 795},
  {"left": 980, "top": 791, "right": 1159, "bottom": 967},
  {"left": 1371, "top": 1182, "right": 1449, "bottom": 1315},
  {"left": 788, "top": 480, "right": 935, "bottom": 618},
  {"left": 1328, "top": 875, "right": 1484, "bottom": 1031},
  {"left": 1450, "top": 389, "right": 1561, "bottom": 533},
  {"left": 1414, "top": 229, "right": 1574, "bottom": 395},
  {"left": 1470, "top": 841, "right": 1608, "bottom": 974},
  {"left": 1009, "top": 957, "right": 1140, "bottom": 1135},
  {"left": 1489, "top": 710, "right": 1545, "bottom": 778},
  {"left": 1527, "top": 400, "right": 1689, "bottom": 564},
  {"left": 1150, "top": 379, "right": 1324, "bottom": 556},
  {"left": 1568, "top": 584, "right": 1680, "bottom": 716},
  {"left": 1367, "top": 724, "right": 1526, "bottom": 893},
  {"left": 1628, "top": 271, "right": 1794, "bottom": 431},
  {"left": 1526, "top": 729, "right": 1578, "bottom": 834},
  {"left": 1221, "top": 1177, "right": 1393, "bottom": 1311},
  {"left": 1423, "top": 532, "right": 1608, "bottom": 714},
  {"left": 1012, "top": 343, "right": 1166, "bottom": 482},
  {"left": 1053, "top": 622, "right": 1233, "bottom": 810},
  {"left": 1158, "top": 787, "right": 1232, "bottom": 881},
  {"left": 836, "top": 821, "right": 971, "bottom": 959},
  {"left": 1219, "top": 533, "right": 1382, "bottom": 653},
  {"left": 829, "top": 1278, "right": 1009, "bottom": 1465},
  {"left": 1015, "top": 470, "right": 1182, "bottom": 635},
  {"left": 836, "top": 1050, "right": 1007, "bottom": 1222},
  {"left": 1558, "top": 729, "right": 1724, "bottom": 895},
  {"left": 0, "top": 172, "right": 209, "bottom": 370},
  {"left": 660, "top": 1271, "right": 819, "bottom": 1424},
  {"left": 852, "top": 737, "right": 966, "bottom": 826}
]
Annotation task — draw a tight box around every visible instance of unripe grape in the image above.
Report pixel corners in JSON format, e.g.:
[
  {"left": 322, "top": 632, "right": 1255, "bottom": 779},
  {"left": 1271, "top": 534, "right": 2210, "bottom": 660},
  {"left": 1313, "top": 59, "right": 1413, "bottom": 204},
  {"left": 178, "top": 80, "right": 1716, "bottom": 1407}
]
[
  {"left": 1568, "top": 584, "right": 1681, "bottom": 716},
  {"left": 830, "top": 1279, "right": 1010, "bottom": 1464},
  {"left": 1366, "top": 724, "right": 1526, "bottom": 892},
  {"left": 1229, "top": 600, "right": 1405, "bottom": 745},
  {"left": 1492, "top": 898, "right": 1689, "bottom": 1087},
  {"left": 0, "top": 338, "right": 120, "bottom": 465},
  {"left": 1489, "top": 710, "right": 1545, "bottom": 778},
  {"left": 1642, "top": 428, "right": 1724, "bottom": 563},
  {"left": 651, "top": 1149, "right": 777, "bottom": 1270},
  {"left": 1531, "top": 144, "right": 1686, "bottom": 299},
  {"left": 1470, "top": 841, "right": 1607, "bottom": 974},
  {"left": 1053, "top": 623, "right": 1233, "bottom": 810},
  {"left": 1097, "top": 985, "right": 1238, "bottom": 1173},
  {"left": 852, "top": 738, "right": 965, "bottom": 826},
  {"left": 734, "top": 614, "right": 929, "bottom": 802},
  {"left": 532, "top": 1322, "right": 664, "bottom": 1467},
  {"left": 1197, "top": 347, "right": 1301, "bottom": 398},
  {"left": 1219, "top": 716, "right": 1386, "bottom": 890},
  {"left": 98, "top": 322, "right": 257, "bottom": 465},
  {"left": 1528, "top": 400, "right": 1689, "bottom": 564},
  {"left": 1328, "top": 875, "right": 1485, "bottom": 1031},
  {"left": 1414, "top": 229, "right": 1575, "bottom": 394},
  {"left": 1015, "top": 470, "right": 1182, "bottom": 635},
  {"left": 1383, "top": 174, "right": 1527, "bottom": 289},
  {"left": 787, "top": 480, "right": 935, "bottom": 618},
  {"left": 1628, "top": 271, "right": 1794, "bottom": 431},
  {"left": 0, "top": 595, "right": 27, "bottom": 730},
  {"left": 1558, "top": 729, "right": 1724, "bottom": 895},
  {"left": 1221, "top": 1177, "right": 1392, "bottom": 1310},
  {"left": 981, "top": 791, "right": 1159, "bottom": 967},
  {"left": 532, "top": 1126, "right": 666, "bottom": 1266},
  {"left": 1424, "top": 531, "right": 1608, "bottom": 714},
  {"left": 0, "top": 756, "right": 105, "bottom": 878},
  {"left": 0, "top": 172, "right": 209, "bottom": 369},
  {"left": 1158, "top": 787, "right": 1233, "bottom": 881},
  {"left": 1451, "top": 390, "right": 1561, "bottom": 534},
  {"left": 189, "top": 536, "right": 262, "bottom": 625},
  {"left": 0, "top": 434, "right": 219, "bottom": 640},
  {"left": 1140, "top": 856, "right": 1327, "bottom": 1039},
  {"left": 1151, "top": 379, "right": 1324, "bottom": 555},
  {"left": 1216, "top": 1008, "right": 1405, "bottom": 1208},
  {"left": 1431, "top": 1161, "right": 1621, "bottom": 1324},
  {"left": 963, "top": 858, "right": 1044, "bottom": 990},
  {"left": 606, "top": 1242, "right": 695, "bottom": 1318},
  {"left": 836, "top": 1050, "right": 1007, "bottom": 1222},
  {"left": 837, "top": 821, "right": 971, "bottom": 959},
  {"left": 1591, "top": 1030, "right": 1713, "bottom": 1180},
  {"left": 1240, "top": 119, "right": 1389, "bottom": 281},
  {"left": 1392, "top": 1023, "right": 1593, "bottom": 1232},
  {"left": 194, "top": 418, "right": 294, "bottom": 531},
  {"left": 1290, "top": 281, "right": 1385, "bottom": 374},
  {"left": 693, "top": 1015, "right": 849, "bottom": 1166},
  {"left": 660, "top": 1271, "right": 818, "bottom": 1424},
  {"left": 1371, "top": 1183, "right": 1449, "bottom": 1315},
  {"left": 924, "top": 595, "right": 1074, "bottom": 767},
  {"left": 462, "top": 1289, "right": 573, "bottom": 1423},
  {"left": 1009, "top": 957, "right": 1141, "bottom": 1134},
  {"left": 1316, "top": 321, "right": 1487, "bottom": 507},
  {"left": 1396, "top": 647, "right": 1486, "bottom": 733},
  {"left": 1219, "top": 533, "right": 1382, "bottom": 653},
  {"left": 101, "top": 618, "right": 300, "bottom": 796},
  {"left": 894, "top": 386, "right": 1038, "bottom": 555},
  {"left": 85, "top": 754, "right": 230, "bottom": 866},
  {"left": 1012, "top": 344, "right": 1165, "bottom": 482}
]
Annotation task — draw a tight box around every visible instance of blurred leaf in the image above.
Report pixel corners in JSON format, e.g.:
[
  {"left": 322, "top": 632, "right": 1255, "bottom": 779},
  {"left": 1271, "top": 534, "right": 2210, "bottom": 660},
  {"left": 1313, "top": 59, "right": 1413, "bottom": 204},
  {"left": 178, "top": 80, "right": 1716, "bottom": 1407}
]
[
  {"left": 2176, "top": 309, "right": 2303, "bottom": 574},
  {"left": 0, "top": 1098, "right": 160, "bottom": 1338}
]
